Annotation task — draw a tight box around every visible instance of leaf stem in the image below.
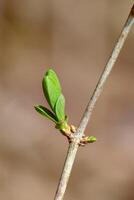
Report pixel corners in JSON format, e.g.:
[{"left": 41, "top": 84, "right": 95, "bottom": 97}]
[{"left": 54, "top": 5, "right": 134, "bottom": 200}]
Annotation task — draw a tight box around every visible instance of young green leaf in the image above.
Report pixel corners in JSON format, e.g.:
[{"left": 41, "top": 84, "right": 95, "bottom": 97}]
[
  {"left": 34, "top": 105, "right": 58, "bottom": 123},
  {"left": 86, "top": 136, "right": 97, "bottom": 143},
  {"left": 42, "top": 69, "right": 61, "bottom": 111},
  {"left": 55, "top": 94, "right": 65, "bottom": 122}
]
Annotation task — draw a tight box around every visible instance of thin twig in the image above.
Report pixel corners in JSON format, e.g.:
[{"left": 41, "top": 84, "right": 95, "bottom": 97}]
[{"left": 54, "top": 5, "right": 134, "bottom": 200}]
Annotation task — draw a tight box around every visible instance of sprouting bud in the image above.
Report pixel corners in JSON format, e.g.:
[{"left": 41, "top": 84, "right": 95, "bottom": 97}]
[{"left": 86, "top": 136, "right": 97, "bottom": 143}]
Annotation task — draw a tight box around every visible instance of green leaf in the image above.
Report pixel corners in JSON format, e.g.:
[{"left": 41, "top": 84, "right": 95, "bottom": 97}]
[
  {"left": 34, "top": 105, "right": 58, "bottom": 123},
  {"left": 42, "top": 69, "right": 61, "bottom": 111},
  {"left": 55, "top": 94, "right": 65, "bottom": 122}
]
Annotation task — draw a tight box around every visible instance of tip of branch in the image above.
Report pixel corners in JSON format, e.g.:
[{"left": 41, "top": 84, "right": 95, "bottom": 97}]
[{"left": 130, "top": 4, "right": 134, "bottom": 16}]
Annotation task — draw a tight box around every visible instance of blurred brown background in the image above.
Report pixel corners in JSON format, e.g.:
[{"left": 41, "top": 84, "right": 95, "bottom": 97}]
[{"left": 0, "top": 1, "right": 134, "bottom": 200}]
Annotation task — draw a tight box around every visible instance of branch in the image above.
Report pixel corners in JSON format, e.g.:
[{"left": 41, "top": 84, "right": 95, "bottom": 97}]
[{"left": 54, "top": 4, "right": 134, "bottom": 200}]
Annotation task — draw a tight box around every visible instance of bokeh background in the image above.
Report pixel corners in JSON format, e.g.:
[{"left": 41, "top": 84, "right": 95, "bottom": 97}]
[{"left": 0, "top": 1, "right": 134, "bottom": 200}]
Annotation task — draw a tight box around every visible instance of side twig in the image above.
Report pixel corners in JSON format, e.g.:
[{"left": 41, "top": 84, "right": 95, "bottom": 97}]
[{"left": 54, "top": 5, "right": 134, "bottom": 200}]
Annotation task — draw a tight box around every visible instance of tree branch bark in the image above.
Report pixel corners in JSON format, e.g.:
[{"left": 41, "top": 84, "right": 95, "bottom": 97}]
[{"left": 54, "top": 4, "right": 134, "bottom": 200}]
